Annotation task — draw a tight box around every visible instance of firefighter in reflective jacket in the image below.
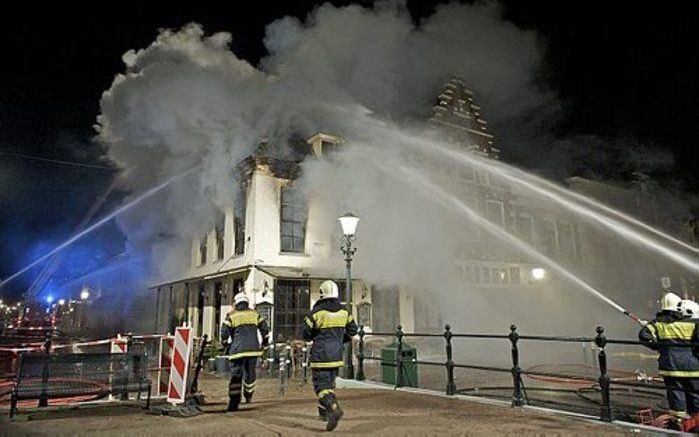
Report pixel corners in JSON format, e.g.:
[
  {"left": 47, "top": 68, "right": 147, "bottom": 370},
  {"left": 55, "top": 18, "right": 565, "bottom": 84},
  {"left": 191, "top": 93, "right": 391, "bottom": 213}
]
[
  {"left": 220, "top": 292, "right": 269, "bottom": 412},
  {"left": 303, "top": 280, "right": 358, "bottom": 431},
  {"left": 639, "top": 292, "right": 699, "bottom": 422}
]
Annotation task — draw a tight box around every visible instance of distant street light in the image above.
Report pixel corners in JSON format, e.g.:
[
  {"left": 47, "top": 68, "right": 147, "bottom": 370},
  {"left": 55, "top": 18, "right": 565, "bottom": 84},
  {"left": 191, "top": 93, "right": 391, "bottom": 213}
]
[
  {"left": 46, "top": 295, "right": 54, "bottom": 304},
  {"left": 58, "top": 299, "right": 65, "bottom": 306},
  {"left": 338, "top": 212, "right": 359, "bottom": 380},
  {"left": 531, "top": 268, "right": 546, "bottom": 281},
  {"left": 80, "top": 289, "right": 90, "bottom": 300}
]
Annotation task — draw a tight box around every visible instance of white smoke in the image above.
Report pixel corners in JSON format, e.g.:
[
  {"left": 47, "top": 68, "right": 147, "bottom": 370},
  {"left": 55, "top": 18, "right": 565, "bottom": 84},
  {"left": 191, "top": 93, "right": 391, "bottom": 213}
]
[{"left": 96, "top": 1, "right": 549, "bottom": 286}]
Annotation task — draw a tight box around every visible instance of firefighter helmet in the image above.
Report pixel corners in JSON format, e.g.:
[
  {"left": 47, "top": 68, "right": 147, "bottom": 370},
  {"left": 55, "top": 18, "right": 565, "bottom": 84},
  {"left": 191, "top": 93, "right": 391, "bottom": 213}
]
[
  {"left": 680, "top": 299, "right": 699, "bottom": 318},
  {"left": 660, "top": 292, "right": 682, "bottom": 312},
  {"left": 234, "top": 293, "right": 249, "bottom": 306},
  {"left": 318, "top": 280, "right": 339, "bottom": 300}
]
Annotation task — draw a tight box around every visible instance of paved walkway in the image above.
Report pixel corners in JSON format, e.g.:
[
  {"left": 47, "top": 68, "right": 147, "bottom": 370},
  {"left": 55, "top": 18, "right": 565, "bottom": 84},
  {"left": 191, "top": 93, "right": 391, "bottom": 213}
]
[{"left": 0, "top": 373, "right": 646, "bottom": 436}]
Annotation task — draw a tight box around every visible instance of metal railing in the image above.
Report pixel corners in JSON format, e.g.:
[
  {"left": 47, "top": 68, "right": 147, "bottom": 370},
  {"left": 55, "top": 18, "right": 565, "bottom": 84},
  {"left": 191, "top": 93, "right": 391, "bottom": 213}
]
[{"left": 355, "top": 324, "right": 682, "bottom": 423}]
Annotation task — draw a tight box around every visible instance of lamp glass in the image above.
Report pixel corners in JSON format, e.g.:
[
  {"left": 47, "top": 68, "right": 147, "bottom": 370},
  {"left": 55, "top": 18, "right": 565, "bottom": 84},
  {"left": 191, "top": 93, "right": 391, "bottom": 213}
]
[
  {"left": 531, "top": 268, "right": 546, "bottom": 280},
  {"left": 80, "top": 289, "right": 90, "bottom": 300},
  {"left": 338, "top": 212, "right": 360, "bottom": 236}
]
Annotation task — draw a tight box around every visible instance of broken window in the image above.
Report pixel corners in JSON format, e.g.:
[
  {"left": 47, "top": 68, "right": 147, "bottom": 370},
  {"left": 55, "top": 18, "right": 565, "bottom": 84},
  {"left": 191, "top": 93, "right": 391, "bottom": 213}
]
[
  {"left": 280, "top": 183, "right": 307, "bottom": 253},
  {"left": 215, "top": 212, "right": 225, "bottom": 261},
  {"left": 234, "top": 186, "right": 246, "bottom": 255},
  {"left": 199, "top": 234, "right": 207, "bottom": 265}
]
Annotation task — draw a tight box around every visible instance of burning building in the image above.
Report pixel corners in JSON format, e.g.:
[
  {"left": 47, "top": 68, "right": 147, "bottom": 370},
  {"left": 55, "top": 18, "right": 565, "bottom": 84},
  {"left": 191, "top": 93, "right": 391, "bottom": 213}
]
[{"left": 149, "top": 75, "right": 697, "bottom": 342}]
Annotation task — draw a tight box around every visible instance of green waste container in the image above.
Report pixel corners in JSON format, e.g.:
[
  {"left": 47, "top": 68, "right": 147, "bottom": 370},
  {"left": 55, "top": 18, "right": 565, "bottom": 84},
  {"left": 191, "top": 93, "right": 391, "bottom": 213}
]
[{"left": 380, "top": 342, "right": 418, "bottom": 387}]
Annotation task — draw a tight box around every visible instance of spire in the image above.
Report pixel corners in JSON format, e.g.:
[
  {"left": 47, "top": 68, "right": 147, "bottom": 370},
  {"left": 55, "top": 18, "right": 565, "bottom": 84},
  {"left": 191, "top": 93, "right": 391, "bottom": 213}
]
[{"left": 429, "top": 76, "right": 499, "bottom": 159}]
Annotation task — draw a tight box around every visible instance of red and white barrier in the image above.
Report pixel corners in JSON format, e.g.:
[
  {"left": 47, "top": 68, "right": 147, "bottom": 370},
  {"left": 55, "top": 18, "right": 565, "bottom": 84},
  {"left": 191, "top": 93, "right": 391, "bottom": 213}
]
[{"left": 166, "top": 326, "right": 192, "bottom": 405}]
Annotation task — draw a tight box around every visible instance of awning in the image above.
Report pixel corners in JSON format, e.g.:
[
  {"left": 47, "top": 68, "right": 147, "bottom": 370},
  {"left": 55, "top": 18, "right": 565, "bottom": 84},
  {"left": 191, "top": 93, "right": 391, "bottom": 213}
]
[
  {"left": 149, "top": 265, "right": 251, "bottom": 290},
  {"left": 253, "top": 265, "right": 346, "bottom": 280}
]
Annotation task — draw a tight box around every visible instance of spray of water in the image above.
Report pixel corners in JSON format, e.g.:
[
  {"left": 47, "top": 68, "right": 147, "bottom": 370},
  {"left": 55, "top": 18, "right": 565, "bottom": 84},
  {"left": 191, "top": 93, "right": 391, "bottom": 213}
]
[
  {"left": 387, "top": 162, "right": 629, "bottom": 315},
  {"left": 1, "top": 167, "right": 198, "bottom": 287},
  {"left": 496, "top": 162, "right": 699, "bottom": 255},
  {"left": 389, "top": 132, "right": 699, "bottom": 274}
]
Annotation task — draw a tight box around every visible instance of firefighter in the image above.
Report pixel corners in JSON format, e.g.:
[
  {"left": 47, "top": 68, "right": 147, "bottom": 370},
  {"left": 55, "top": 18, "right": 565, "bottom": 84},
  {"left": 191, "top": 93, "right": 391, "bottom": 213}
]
[
  {"left": 639, "top": 292, "right": 699, "bottom": 424},
  {"left": 220, "top": 292, "right": 269, "bottom": 412},
  {"left": 303, "top": 280, "right": 358, "bottom": 431}
]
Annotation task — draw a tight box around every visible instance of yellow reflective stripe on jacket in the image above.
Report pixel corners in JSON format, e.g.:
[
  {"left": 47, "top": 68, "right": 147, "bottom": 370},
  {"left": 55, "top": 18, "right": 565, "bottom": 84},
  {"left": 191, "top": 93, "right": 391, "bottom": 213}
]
[
  {"left": 645, "top": 323, "right": 657, "bottom": 340},
  {"left": 231, "top": 310, "right": 260, "bottom": 328},
  {"left": 658, "top": 369, "right": 699, "bottom": 377},
  {"left": 313, "top": 309, "right": 350, "bottom": 329},
  {"left": 655, "top": 321, "right": 696, "bottom": 341},
  {"left": 310, "top": 360, "right": 344, "bottom": 368},
  {"left": 228, "top": 350, "right": 263, "bottom": 360},
  {"left": 305, "top": 317, "right": 314, "bottom": 329}
]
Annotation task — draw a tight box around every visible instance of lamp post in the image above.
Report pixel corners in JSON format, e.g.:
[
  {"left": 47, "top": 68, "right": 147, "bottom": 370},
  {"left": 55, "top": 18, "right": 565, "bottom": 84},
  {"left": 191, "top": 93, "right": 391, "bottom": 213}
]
[{"left": 338, "top": 212, "right": 359, "bottom": 379}]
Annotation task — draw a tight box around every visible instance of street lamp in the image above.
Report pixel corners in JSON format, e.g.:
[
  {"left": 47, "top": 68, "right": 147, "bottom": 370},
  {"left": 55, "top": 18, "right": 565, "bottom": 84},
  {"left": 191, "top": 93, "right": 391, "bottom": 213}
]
[
  {"left": 338, "top": 212, "right": 359, "bottom": 379},
  {"left": 80, "top": 288, "right": 90, "bottom": 300}
]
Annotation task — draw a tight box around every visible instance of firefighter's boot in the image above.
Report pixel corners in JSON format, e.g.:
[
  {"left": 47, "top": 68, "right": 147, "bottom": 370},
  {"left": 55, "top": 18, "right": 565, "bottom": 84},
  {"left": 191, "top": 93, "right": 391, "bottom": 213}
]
[
  {"left": 318, "top": 405, "right": 328, "bottom": 422},
  {"left": 320, "top": 393, "right": 343, "bottom": 431}
]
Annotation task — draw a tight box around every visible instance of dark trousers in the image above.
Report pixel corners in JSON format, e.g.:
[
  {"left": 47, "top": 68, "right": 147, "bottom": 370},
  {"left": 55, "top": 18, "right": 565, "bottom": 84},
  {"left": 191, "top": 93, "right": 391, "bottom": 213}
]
[
  {"left": 664, "top": 376, "right": 699, "bottom": 415},
  {"left": 229, "top": 357, "right": 257, "bottom": 407},
  {"left": 312, "top": 368, "right": 338, "bottom": 398}
]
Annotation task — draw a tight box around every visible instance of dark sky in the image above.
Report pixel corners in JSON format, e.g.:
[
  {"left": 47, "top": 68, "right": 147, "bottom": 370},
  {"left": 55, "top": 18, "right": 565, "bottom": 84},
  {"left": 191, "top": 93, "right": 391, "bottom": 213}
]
[{"left": 1, "top": 1, "right": 697, "bottom": 300}]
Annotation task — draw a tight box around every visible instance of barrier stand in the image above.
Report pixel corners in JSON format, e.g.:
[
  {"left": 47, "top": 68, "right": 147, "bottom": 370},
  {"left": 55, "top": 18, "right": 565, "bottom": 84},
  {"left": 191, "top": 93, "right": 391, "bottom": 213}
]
[
  {"left": 109, "top": 334, "right": 129, "bottom": 401},
  {"left": 149, "top": 324, "right": 204, "bottom": 417},
  {"left": 158, "top": 335, "right": 174, "bottom": 397}
]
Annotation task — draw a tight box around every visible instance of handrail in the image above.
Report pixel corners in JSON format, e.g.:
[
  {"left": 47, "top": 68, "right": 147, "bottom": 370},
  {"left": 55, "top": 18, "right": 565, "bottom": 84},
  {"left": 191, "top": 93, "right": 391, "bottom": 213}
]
[{"left": 354, "top": 323, "right": 679, "bottom": 424}]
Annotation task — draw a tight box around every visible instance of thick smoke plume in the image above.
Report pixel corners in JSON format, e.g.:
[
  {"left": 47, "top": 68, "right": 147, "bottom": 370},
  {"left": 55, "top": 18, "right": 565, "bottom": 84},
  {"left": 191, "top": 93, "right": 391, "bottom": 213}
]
[{"left": 97, "top": 1, "right": 546, "bottom": 279}]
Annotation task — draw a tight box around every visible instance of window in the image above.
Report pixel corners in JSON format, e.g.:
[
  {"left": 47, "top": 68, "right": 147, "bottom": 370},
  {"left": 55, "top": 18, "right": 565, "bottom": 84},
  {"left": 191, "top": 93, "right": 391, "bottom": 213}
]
[
  {"left": 509, "top": 267, "right": 521, "bottom": 285},
  {"left": 557, "top": 222, "right": 576, "bottom": 260},
  {"left": 274, "top": 281, "right": 310, "bottom": 342},
  {"left": 538, "top": 219, "right": 557, "bottom": 257},
  {"left": 482, "top": 267, "right": 491, "bottom": 284},
  {"left": 215, "top": 212, "right": 225, "bottom": 261},
  {"left": 199, "top": 235, "right": 207, "bottom": 265},
  {"left": 280, "top": 184, "right": 307, "bottom": 253},
  {"left": 516, "top": 213, "right": 535, "bottom": 245},
  {"left": 357, "top": 302, "right": 372, "bottom": 329},
  {"left": 486, "top": 200, "right": 505, "bottom": 227},
  {"left": 234, "top": 187, "right": 246, "bottom": 255}
]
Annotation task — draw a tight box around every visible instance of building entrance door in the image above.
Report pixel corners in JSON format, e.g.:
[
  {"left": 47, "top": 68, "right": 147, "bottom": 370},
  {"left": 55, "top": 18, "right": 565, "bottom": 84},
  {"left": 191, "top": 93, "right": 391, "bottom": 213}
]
[{"left": 274, "top": 280, "right": 310, "bottom": 342}]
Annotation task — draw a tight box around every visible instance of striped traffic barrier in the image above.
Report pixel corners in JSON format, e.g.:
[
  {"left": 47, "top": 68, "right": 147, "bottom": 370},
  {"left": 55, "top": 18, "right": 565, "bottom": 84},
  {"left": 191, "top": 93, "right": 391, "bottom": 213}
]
[{"left": 166, "top": 325, "right": 192, "bottom": 405}]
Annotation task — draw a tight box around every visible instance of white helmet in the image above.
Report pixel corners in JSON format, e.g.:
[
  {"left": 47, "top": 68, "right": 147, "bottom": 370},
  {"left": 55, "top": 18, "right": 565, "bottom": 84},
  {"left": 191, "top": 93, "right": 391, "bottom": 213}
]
[
  {"left": 660, "top": 292, "right": 682, "bottom": 312},
  {"left": 234, "top": 293, "right": 249, "bottom": 306},
  {"left": 680, "top": 299, "right": 699, "bottom": 318},
  {"left": 318, "top": 280, "right": 339, "bottom": 300}
]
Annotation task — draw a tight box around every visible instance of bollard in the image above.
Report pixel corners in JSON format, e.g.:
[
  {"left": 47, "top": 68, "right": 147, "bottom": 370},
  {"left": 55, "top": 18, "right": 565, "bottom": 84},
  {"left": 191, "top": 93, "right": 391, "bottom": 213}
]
[
  {"left": 595, "top": 326, "right": 613, "bottom": 422},
  {"left": 267, "top": 343, "right": 275, "bottom": 377},
  {"left": 356, "top": 325, "right": 365, "bottom": 381},
  {"left": 509, "top": 325, "right": 525, "bottom": 407},
  {"left": 395, "top": 325, "right": 404, "bottom": 388},
  {"left": 285, "top": 343, "right": 292, "bottom": 379},
  {"left": 38, "top": 332, "right": 52, "bottom": 407},
  {"left": 302, "top": 343, "right": 309, "bottom": 385},
  {"left": 444, "top": 324, "right": 456, "bottom": 396}
]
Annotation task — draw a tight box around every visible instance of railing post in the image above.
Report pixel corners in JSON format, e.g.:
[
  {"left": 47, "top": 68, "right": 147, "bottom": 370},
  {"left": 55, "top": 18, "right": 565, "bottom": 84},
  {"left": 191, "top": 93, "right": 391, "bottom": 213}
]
[
  {"left": 395, "top": 325, "right": 404, "bottom": 388},
  {"left": 595, "top": 326, "right": 613, "bottom": 422},
  {"left": 509, "top": 325, "right": 524, "bottom": 407},
  {"left": 444, "top": 324, "right": 456, "bottom": 395},
  {"left": 38, "top": 331, "right": 52, "bottom": 407},
  {"left": 267, "top": 343, "right": 275, "bottom": 377},
  {"left": 356, "top": 325, "right": 365, "bottom": 381}
]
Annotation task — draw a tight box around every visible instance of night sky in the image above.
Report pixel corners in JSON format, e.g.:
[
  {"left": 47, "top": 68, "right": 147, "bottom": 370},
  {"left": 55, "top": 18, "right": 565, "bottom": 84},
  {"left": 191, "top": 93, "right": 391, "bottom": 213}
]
[{"left": 1, "top": 1, "right": 697, "bottom": 301}]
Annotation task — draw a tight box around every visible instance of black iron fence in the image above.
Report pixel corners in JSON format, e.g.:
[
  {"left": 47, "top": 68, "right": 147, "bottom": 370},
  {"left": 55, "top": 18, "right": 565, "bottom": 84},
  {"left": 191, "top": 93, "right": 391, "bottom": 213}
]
[{"left": 355, "top": 324, "right": 681, "bottom": 423}]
